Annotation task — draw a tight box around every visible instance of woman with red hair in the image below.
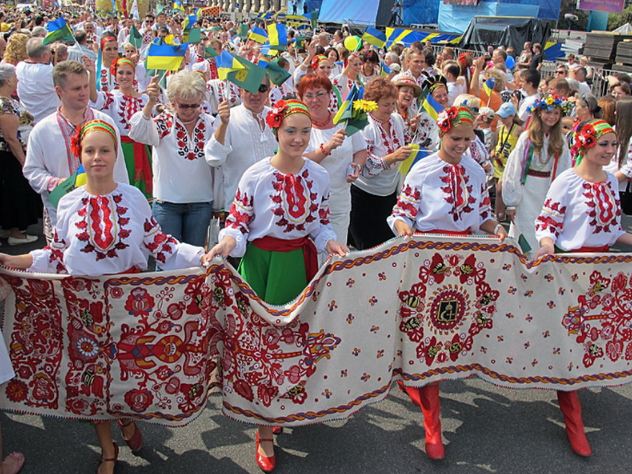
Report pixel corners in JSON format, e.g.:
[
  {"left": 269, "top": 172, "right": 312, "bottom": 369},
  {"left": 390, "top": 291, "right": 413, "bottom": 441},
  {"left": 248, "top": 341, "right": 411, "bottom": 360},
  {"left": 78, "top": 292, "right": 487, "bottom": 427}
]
[
  {"left": 299, "top": 75, "right": 368, "bottom": 244},
  {"left": 97, "top": 33, "right": 119, "bottom": 93},
  {"left": 89, "top": 57, "right": 153, "bottom": 198}
]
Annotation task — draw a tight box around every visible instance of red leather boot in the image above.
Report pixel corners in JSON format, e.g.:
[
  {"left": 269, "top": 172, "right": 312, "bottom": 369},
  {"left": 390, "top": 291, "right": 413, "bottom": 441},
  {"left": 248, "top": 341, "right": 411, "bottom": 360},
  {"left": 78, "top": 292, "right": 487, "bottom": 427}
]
[
  {"left": 557, "top": 390, "right": 592, "bottom": 457},
  {"left": 419, "top": 382, "right": 445, "bottom": 460}
]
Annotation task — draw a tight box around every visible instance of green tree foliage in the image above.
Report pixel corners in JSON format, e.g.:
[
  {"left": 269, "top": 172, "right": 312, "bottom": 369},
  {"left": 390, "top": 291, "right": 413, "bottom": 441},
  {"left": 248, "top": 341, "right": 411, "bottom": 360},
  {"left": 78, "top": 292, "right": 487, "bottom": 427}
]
[{"left": 608, "top": 6, "right": 632, "bottom": 30}]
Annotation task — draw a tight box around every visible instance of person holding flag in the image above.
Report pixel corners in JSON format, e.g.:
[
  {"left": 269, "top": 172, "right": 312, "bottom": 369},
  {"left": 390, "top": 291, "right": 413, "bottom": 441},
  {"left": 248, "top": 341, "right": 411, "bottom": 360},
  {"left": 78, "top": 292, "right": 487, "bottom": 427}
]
[
  {"left": 88, "top": 57, "right": 153, "bottom": 199},
  {"left": 206, "top": 99, "right": 348, "bottom": 472},
  {"left": 349, "top": 77, "right": 411, "bottom": 250},
  {"left": 333, "top": 51, "right": 363, "bottom": 100},
  {"left": 388, "top": 106, "right": 507, "bottom": 461}
]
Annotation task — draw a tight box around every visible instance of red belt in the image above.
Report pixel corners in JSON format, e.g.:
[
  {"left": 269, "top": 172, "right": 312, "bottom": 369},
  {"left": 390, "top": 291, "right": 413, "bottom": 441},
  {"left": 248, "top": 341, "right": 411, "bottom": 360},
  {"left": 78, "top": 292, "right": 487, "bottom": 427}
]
[
  {"left": 527, "top": 169, "right": 551, "bottom": 178},
  {"left": 423, "top": 229, "right": 472, "bottom": 236},
  {"left": 252, "top": 236, "right": 318, "bottom": 281},
  {"left": 575, "top": 245, "right": 609, "bottom": 253}
]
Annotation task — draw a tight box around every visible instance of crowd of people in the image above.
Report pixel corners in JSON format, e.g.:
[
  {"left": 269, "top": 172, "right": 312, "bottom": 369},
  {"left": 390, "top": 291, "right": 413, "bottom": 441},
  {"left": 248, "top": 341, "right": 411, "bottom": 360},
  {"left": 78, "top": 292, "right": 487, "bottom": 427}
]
[{"left": 0, "top": 4, "right": 631, "bottom": 473}]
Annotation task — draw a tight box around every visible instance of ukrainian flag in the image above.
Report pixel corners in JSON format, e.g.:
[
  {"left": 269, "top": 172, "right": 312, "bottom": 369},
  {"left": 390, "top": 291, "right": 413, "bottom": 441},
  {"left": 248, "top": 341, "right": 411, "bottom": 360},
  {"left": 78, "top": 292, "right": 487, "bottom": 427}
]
[
  {"left": 385, "top": 28, "right": 423, "bottom": 48},
  {"left": 248, "top": 26, "right": 268, "bottom": 44},
  {"left": 363, "top": 27, "right": 386, "bottom": 49},
  {"left": 482, "top": 78, "right": 495, "bottom": 98},
  {"left": 43, "top": 17, "right": 75, "bottom": 46},
  {"left": 379, "top": 62, "right": 391, "bottom": 77},
  {"left": 216, "top": 51, "right": 245, "bottom": 80},
  {"left": 173, "top": 0, "right": 185, "bottom": 12},
  {"left": 422, "top": 94, "right": 444, "bottom": 121},
  {"left": 267, "top": 23, "right": 288, "bottom": 50},
  {"left": 49, "top": 165, "right": 87, "bottom": 209},
  {"left": 146, "top": 43, "right": 188, "bottom": 71},
  {"left": 333, "top": 84, "right": 362, "bottom": 125},
  {"left": 182, "top": 14, "right": 197, "bottom": 31},
  {"left": 399, "top": 145, "right": 430, "bottom": 177}
]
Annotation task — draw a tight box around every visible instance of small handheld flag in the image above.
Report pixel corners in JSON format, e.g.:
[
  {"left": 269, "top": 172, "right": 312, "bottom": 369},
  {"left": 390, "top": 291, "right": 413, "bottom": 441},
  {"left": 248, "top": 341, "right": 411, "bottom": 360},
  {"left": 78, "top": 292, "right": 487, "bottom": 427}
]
[
  {"left": 128, "top": 25, "right": 142, "bottom": 49},
  {"left": 248, "top": 26, "right": 268, "bottom": 44},
  {"left": 43, "top": 18, "right": 75, "bottom": 46},
  {"left": 49, "top": 165, "right": 87, "bottom": 209},
  {"left": 483, "top": 78, "right": 495, "bottom": 98},
  {"left": 421, "top": 94, "right": 444, "bottom": 121},
  {"left": 216, "top": 51, "right": 245, "bottom": 80},
  {"left": 267, "top": 23, "right": 288, "bottom": 50},
  {"left": 399, "top": 144, "right": 430, "bottom": 177},
  {"left": 146, "top": 43, "right": 188, "bottom": 71},
  {"left": 258, "top": 58, "right": 291, "bottom": 86}
]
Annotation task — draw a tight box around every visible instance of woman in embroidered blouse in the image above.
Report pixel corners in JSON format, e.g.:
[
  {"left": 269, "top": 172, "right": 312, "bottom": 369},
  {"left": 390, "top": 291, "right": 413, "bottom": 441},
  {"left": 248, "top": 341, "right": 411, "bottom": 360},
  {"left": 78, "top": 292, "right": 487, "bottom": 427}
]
[
  {"left": 89, "top": 57, "right": 153, "bottom": 198},
  {"left": 299, "top": 75, "right": 368, "bottom": 244},
  {"left": 393, "top": 73, "right": 425, "bottom": 147},
  {"left": 350, "top": 77, "right": 412, "bottom": 250},
  {"left": 207, "top": 99, "right": 347, "bottom": 473},
  {"left": 98, "top": 33, "right": 119, "bottom": 93},
  {"left": 0, "top": 119, "right": 211, "bottom": 474},
  {"left": 502, "top": 94, "right": 571, "bottom": 254},
  {"left": 534, "top": 119, "right": 632, "bottom": 458},
  {"left": 129, "top": 70, "right": 216, "bottom": 247},
  {"left": 333, "top": 52, "right": 363, "bottom": 100},
  {"left": 388, "top": 106, "right": 507, "bottom": 461}
]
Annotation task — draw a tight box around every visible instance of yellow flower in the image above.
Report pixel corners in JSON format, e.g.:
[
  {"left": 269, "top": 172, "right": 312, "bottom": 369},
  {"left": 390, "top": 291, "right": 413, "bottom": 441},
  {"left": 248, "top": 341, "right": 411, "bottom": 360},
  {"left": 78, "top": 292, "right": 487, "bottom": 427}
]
[
  {"left": 353, "top": 100, "right": 378, "bottom": 113},
  {"left": 545, "top": 96, "right": 554, "bottom": 105}
]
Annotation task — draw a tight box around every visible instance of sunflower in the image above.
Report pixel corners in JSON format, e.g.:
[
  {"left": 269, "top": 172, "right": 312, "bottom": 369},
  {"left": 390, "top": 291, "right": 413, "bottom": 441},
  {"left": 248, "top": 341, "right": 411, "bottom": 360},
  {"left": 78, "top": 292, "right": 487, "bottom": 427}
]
[{"left": 352, "top": 99, "right": 378, "bottom": 113}]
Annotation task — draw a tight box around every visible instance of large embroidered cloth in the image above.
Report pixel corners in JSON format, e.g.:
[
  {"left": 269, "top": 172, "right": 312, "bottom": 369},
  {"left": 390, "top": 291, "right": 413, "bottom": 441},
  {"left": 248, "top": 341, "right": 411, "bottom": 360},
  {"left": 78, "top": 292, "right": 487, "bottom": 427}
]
[{"left": 1, "top": 236, "right": 631, "bottom": 427}]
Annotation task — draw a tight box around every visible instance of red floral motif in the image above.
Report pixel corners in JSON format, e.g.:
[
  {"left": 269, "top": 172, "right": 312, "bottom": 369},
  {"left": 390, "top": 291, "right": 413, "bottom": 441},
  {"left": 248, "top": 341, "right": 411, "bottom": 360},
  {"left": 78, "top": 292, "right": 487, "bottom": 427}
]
[
  {"left": 154, "top": 112, "right": 174, "bottom": 139},
  {"left": 392, "top": 184, "right": 421, "bottom": 223},
  {"left": 5, "top": 380, "right": 28, "bottom": 402},
  {"left": 440, "top": 164, "right": 476, "bottom": 221},
  {"left": 124, "top": 388, "right": 154, "bottom": 413},
  {"left": 581, "top": 181, "right": 620, "bottom": 234},
  {"left": 563, "top": 270, "right": 632, "bottom": 367},
  {"left": 399, "top": 253, "right": 498, "bottom": 367},
  {"left": 124, "top": 288, "right": 155, "bottom": 318},
  {"left": 117, "top": 94, "right": 144, "bottom": 131},
  {"left": 270, "top": 169, "right": 321, "bottom": 233},
  {"left": 225, "top": 189, "right": 254, "bottom": 235},
  {"left": 535, "top": 198, "right": 567, "bottom": 237}
]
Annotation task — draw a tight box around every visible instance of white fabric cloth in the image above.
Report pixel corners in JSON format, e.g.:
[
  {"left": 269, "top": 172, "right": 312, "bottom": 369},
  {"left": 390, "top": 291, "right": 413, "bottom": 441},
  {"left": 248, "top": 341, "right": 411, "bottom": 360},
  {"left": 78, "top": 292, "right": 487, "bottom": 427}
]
[
  {"left": 355, "top": 113, "right": 406, "bottom": 197},
  {"left": 16, "top": 62, "right": 60, "bottom": 124},
  {"left": 502, "top": 131, "right": 571, "bottom": 252},
  {"left": 388, "top": 151, "right": 492, "bottom": 233},
  {"left": 23, "top": 108, "right": 129, "bottom": 225},
  {"left": 28, "top": 183, "right": 203, "bottom": 276},
  {"left": 67, "top": 43, "right": 97, "bottom": 63},
  {"left": 204, "top": 104, "right": 277, "bottom": 208},
  {"left": 0, "top": 328, "right": 14, "bottom": 385},
  {"left": 518, "top": 93, "right": 539, "bottom": 122},
  {"left": 206, "top": 79, "right": 241, "bottom": 115},
  {"left": 534, "top": 169, "right": 625, "bottom": 251},
  {"left": 91, "top": 90, "right": 149, "bottom": 136},
  {"left": 128, "top": 110, "right": 215, "bottom": 204},
  {"left": 464, "top": 135, "right": 492, "bottom": 176},
  {"left": 306, "top": 125, "right": 367, "bottom": 242},
  {"left": 447, "top": 80, "right": 466, "bottom": 106},
  {"left": 218, "top": 158, "right": 337, "bottom": 257}
]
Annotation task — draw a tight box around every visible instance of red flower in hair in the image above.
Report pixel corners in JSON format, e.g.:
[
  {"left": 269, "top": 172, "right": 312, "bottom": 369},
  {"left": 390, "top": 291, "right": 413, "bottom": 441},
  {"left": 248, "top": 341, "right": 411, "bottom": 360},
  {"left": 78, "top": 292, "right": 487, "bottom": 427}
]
[
  {"left": 70, "top": 127, "right": 83, "bottom": 158},
  {"left": 266, "top": 100, "right": 287, "bottom": 129}
]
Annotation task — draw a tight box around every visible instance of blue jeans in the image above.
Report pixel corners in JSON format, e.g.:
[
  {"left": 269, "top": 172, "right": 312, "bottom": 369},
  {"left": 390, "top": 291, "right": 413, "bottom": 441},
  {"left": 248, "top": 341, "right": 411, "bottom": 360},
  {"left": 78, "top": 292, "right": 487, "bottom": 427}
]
[{"left": 152, "top": 200, "right": 213, "bottom": 247}]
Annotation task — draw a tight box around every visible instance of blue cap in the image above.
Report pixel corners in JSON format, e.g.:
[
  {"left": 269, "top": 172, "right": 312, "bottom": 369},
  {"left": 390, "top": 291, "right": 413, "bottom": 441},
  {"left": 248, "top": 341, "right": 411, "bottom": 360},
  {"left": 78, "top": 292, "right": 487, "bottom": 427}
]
[{"left": 496, "top": 102, "right": 516, "bottom": 119}]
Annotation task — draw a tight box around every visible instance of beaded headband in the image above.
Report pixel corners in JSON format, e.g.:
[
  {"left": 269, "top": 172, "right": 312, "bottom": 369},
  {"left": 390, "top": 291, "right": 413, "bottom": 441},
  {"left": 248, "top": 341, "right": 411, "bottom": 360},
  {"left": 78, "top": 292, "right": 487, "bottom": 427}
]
[
  {"left": 572, "top": 119, "right": 615, "bottom": 165},
  {"left": 110, "top": 57, "right": 135, "bottom": 76},
  {"left": 266, "top": 99, "right": 311, "bottom": 130},
  {"left": 70, "top": 120, "right": 118, "bottom": 158},
  {"left": 437, "top": 106, "right": 475, "bottom": 136}
]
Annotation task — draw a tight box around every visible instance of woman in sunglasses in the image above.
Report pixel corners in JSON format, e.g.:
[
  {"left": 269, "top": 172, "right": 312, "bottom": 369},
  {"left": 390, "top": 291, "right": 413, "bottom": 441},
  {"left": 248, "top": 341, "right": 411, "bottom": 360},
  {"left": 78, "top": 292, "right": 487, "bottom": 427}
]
[{"left": 129, "top": 70, "right": 216, "bottom": 247}]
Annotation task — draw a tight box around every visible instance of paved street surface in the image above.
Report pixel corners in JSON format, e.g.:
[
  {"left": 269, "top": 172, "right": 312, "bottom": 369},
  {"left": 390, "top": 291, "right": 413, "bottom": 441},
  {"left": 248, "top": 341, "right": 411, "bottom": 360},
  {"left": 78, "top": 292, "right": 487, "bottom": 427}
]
[{"left": 2, "top": 217, "right": 632, "bottom": 474}]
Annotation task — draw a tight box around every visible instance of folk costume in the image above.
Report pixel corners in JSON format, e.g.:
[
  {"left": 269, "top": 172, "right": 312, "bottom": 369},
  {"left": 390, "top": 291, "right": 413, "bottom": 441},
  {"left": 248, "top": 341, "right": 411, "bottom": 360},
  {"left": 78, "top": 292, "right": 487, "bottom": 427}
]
[
  {"left": 206, "top": 79, "right": 241, "bottom": 116},
  {"left": 92, "top": 59, "right": 153, "bottom": 198},
  {"left": 502, "top": 95, "right": 571, "bottom": 253},
  {"left": 217, "top": 100, "right": 336, "bottom": 306},
  {"left": 388, "top": 106, "right": 492, "bottom": 461},
  {"left": 534, "top": 120, "right": 624, "bottom": 458}
]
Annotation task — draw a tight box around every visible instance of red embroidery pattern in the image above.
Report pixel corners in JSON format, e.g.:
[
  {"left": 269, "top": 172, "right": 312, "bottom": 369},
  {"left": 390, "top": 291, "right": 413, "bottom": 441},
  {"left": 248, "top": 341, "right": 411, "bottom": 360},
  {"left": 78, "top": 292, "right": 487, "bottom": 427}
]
[
  {"left": 392, "top": 184, "right": 421, "bottom": 222},
  {"left": 440, "top": 164, "right": 475, "bottom": 221},
  {"left": 175, "top": 119, "right": 206, "bottom": 161},
  {"left": 226, "top": 189, "right": 255, "bottom": 235},
  {"left": 211, "top": 266, "right": 340, "bottom": 407},
  {"left": 75, "top": 194, "right": 131, "bottom": 260},
  {"left": 118, "top": 95, "right": 144, "bottom": 131},
  {"left": 211, "top": 81, "right": 238, "bottom": 107},
  {"left": 535, "top": 198, "right": 566, "bottom": 237},
  {"left": 375, "top": 118, "right": 402, "bottom": 155},
  {"left": 563, "top": 271, "right": 632, "bottom": 367},
  {"left": 154, "top": 112, "right": 173, "bottom": 139},
  {"left": 143, "top": 217, "right": 179, "bottom": 264},
  {"left": 271, "top": 169, "right": 319, "bottom": 233},
  {"left": 100, "top": 68, "right": 115, "bottom": 93},
  {"left": 582, "top": 181, "right": 620, "bottom": 233},
  {"left": 398, "top": 253, "right": 498, "bottom": 366}
]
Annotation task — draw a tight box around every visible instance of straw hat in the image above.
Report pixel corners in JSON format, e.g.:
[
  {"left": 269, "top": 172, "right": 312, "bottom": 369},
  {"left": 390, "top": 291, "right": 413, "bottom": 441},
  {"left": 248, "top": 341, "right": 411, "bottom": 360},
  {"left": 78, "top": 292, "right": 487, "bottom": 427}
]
[{"left": 391, "top": 73, "right": 422, "bottom": 97}]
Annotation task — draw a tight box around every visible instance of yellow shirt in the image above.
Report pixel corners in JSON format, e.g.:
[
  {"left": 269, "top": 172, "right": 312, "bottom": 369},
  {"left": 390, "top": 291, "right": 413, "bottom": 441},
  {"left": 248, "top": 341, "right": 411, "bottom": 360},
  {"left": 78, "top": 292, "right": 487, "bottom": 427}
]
[{"left": 493, "top": 123, "right": 519, "bottom": 179}]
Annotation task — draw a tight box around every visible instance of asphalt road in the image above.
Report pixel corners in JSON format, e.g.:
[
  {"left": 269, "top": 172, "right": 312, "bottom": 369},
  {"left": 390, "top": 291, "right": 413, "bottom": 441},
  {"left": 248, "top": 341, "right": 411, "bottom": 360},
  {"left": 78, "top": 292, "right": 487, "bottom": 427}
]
[{"left": 2, "top": 217, "right": 632, "bottom": 474}]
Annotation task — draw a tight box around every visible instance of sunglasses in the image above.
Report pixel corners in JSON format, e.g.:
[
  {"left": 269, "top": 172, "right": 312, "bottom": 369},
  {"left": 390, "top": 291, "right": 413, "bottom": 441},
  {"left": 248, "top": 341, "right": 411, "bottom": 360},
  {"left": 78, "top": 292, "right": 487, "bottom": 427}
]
[
  {"left": 249, "top": 84, "right": 269, "bottom": 94},
  {"left": 556, "top": 70, "right": 566, "bottom": 75},
  {"left": 177, "top": 103, "right": 200, "bottom": 109}
]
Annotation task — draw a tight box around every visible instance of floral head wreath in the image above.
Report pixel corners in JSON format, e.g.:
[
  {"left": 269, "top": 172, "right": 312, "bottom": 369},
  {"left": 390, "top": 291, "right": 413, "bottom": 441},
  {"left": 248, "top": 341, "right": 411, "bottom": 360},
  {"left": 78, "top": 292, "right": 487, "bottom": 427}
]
[
  {"left": 527, "top": 94, "right": 565, "bottom": 114},
  {"left": 437, "top": 106, "right": 475, "bottom": 136},
  {"left": 310, "top": 55, "right": 329, "bottom": 70},
  {"left": 265, "top": 99, "right": 311, "bottom": 130},
  {"left": 110, "top": 57, "right": 135, "bottom": 77},
  {"left": 70, "top": 120, "right": 118, "bottom": 158},
  {"left": 571, "top": 119, "right": 615, "bottom": 165}
]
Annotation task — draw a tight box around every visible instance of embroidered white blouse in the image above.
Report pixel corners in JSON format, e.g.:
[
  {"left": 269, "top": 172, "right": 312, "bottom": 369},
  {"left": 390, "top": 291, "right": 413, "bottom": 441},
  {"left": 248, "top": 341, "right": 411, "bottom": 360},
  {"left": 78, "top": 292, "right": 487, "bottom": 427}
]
[
  {"left": 355, "top": 113, "right": 407, "bottom": 196},
  {"left": 91, "top": 90, "right": 149, "bottom": 136},
  {"left": 534, "top": 169, "right": 625, "bottom": 251},
  {"left": 388, "top": 152, "right": 493, "bottom": 233},
  {"left": 204, "top": 104, "right": 277, "bottom": 208},
  {"left": 28, "top": 184, "right": 204, "bottom": 276},
  {"left": 218, "top": 158, "right": 337, "bottom": 258},
  {"left": 128, "top": 110, "right": 215, "bottom": 203}
]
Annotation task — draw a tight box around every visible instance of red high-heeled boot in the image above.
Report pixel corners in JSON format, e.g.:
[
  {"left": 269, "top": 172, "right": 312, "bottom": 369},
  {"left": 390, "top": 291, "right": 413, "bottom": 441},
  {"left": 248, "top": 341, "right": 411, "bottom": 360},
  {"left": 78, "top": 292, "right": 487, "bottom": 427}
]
[
  {"left": 255, "top": 431, "right": 276, "bottom": 472},
  {"left": 419, "top": 383, "right": 445, "bottom": 460},
  {"left": 557, "top": 390, "right": 592, "bottom": 457}
]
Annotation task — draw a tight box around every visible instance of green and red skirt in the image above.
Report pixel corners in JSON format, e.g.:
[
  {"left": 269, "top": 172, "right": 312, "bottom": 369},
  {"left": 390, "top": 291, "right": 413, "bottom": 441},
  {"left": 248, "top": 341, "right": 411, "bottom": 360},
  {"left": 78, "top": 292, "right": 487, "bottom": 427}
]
[
  {"left": 121, "top": 136, "right": 152, "bottom": 199},
  {"left": 238, "top": 236, "right": 319, "bottom": 306}
]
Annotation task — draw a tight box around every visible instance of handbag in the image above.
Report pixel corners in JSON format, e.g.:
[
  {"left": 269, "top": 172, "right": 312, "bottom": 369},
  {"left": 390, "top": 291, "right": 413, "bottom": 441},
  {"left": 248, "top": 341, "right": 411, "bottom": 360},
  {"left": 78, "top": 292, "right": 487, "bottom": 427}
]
[{"left": 621, "top": 180, "right": 632, "bottom": 215}]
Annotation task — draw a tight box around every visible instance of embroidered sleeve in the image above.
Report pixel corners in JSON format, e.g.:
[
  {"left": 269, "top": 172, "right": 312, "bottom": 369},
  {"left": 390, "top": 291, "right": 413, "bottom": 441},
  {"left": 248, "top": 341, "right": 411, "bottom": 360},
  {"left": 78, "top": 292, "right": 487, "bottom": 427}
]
[
  {"left": 28, "top": 229, "right": 67, "bottom": 274},
  {"left": 142, "top": 216, "right": 203, "bottom": 269},
  {"left": 387, "top": 183, "right": 421, "bottom": 234},
  {"left": 310, "top": 191, "right": 337, "bottom": 252},
  {"left": 92, "top": 91, "right": 114, "bottom": 111},
  {"left": 478, "top": 183, "right": 493, "bottom": 225},
  {"left": 535, "top": 197, "right": 567, "bottom": 244},
  {"left": 218, "top": 187, "right": 254, "bottom": 257}
]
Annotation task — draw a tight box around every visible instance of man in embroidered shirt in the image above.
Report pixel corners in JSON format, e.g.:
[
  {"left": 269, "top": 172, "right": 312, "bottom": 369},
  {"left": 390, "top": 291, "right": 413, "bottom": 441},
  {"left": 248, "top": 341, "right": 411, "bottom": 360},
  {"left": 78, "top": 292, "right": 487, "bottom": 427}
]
[
  {"left": 204, "top": 76, "right": 277, "bottom": 210},
  {"left": 23, "top": 60, "right": 129, "bottom": 242},
  {"left": 16, "top": 37, "right": 59, "bottom": 124}
]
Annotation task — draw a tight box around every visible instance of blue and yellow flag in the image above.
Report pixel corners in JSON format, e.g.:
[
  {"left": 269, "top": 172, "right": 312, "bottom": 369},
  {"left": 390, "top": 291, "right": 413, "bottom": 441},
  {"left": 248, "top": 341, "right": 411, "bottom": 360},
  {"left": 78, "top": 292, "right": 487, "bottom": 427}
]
[
  {"left": 385, "top": 28, "right": 423, "bottom": 48},
  {"left": 49, "top": 165, "right": 87, "bottom": 209},
  {"left": 182, "top": 14, "right": 197, "bottom": 31},
  {"left": 421, "top": 93, "right": 444, "bottom": 121},
  {"left": 363, "top": 27, "right": 386, "bottom": 49},
  {"left": 173, "top": 0, "right": 185, "bottom": 12},
  {"left": 43, "top": 17, "right": 75, "bottom": 46},
  {"left": 399, "top": 145, "right": 430, "bottom": 178},
  {"left": 379, "top": 62, "right": 391, "bottom": 77},
  {"left": 333, "top": 84, "right": 361, "bottom": 125},
  {"left": 267, "top": 23, "right": 288, "bottom": 50},
  {"left": 146, "top": 43, "right": 188, "bottom": 71},
  {"left": 248, "top": 26, "right": 268, "bottom": 44},
  {"left": 482, "top": 78, "right": 495, "bottom": 98},
  {"left": 216, "top": 51, "right": 245, "bottom": 80}
]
